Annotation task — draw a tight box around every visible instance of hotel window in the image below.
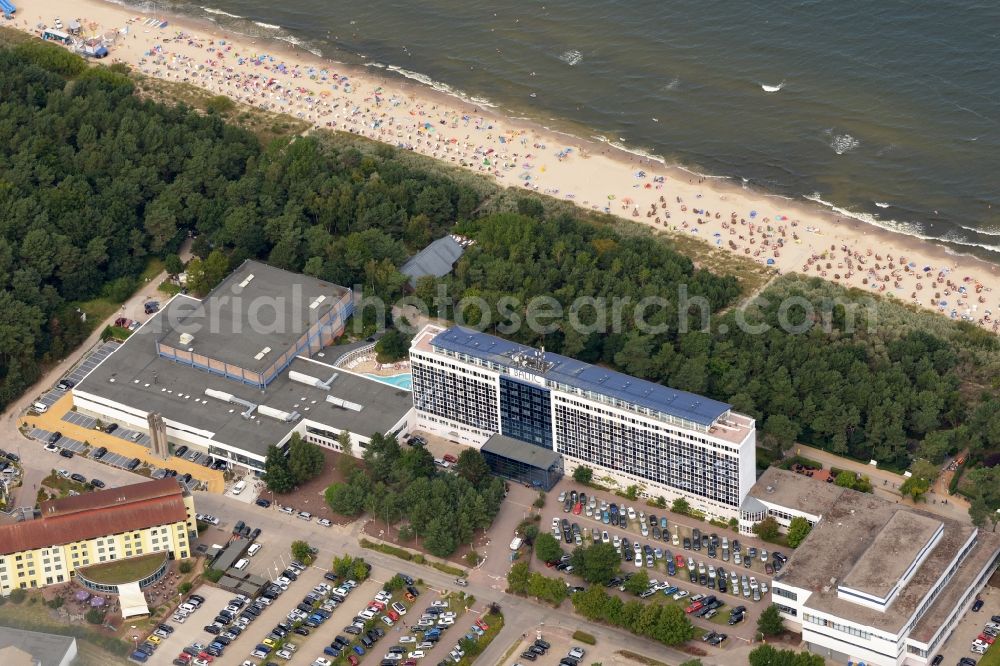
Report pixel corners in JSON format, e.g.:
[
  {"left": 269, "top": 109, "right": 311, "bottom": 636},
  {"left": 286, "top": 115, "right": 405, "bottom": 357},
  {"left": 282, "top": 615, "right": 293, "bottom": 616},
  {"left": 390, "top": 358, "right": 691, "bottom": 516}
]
[{"left": 773, "top": 587, "right": 798, "bottom": 601}]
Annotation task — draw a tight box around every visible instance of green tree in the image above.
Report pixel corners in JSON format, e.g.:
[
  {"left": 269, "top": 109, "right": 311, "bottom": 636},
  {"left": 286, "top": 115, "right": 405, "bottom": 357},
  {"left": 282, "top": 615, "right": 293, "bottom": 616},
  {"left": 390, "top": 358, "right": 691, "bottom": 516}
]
[
  {"left": 325, "top": 474, "right": 370, "bottom": 516},
  {"left": 571, "top": 542, "right": 621, "bottom": 584},
  {"left": 454, "top": 448, "right": 491, "bottom": 486},
  {"left": 164, "top": 253, "right": 184, "bottom": 276},
  {"left": 262, "top": 444, "right": 295, "bottom": 493},
  {"left": 291, "top": 540, "right": 315, "bottom": 565},
  {"left": 753, "top": 517, "right": 781, "bottom": 542},
  {"left": 178, "top": 560, "right": 193, "bottom": 574},
  {"left": 332, "top": 554, "right": 366, "bottom": 579},
  {"left": 374, "top": 328, "right": 411, "bottom": 362},
  {"left": 85, "top": 609, "right": 105, "bottom": 624},
  {"left": 623, "top": 570, "right": 650, "bottom": 596},
  {"left": 834, "top": 470, "right": 857, "bottom": 488},
  {"left": 679, "top": 661, "right": 703, "bottom": 666},
  {"left": 652, "top": 605, "right": 697, "bottom": 645},
  {"left": 900, "top": 459, "right": 939, "bottom": 501},
  {"left": 287, "top": 433, "right": 325, "bottom": 484},
  {"left": 749, "top": 645, "right": 824, "bottom": 666},
  {"left": 757, "top": 604, "right": 786, "bottom": 637},
  {"left": 535, "top": 532, "right": 564, "bottom": 564},
  {"left": 573, "top": 466, "right": 594, "bottom": 485},
  {"left": 671, "top": 497, "right": 691, "bottom": 515},
  {"left": 786, "top": 516, "right": 812, "bottom": 548},
  {"left": 384, "top": 574, "right": 406, "bottom": 592},
  {"left": 763, "top": 414, "right": 799, "bottom": 454},
  {"left": 507, "top": 562, "right": 530, "bottom": 594},
  {"left": 337, "top": 430, "right": 357, "bottom": 475}
]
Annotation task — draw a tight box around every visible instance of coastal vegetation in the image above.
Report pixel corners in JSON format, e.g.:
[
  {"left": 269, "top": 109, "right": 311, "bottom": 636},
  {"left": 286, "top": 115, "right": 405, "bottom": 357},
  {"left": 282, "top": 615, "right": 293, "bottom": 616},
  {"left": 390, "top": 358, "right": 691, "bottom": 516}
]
[{"left": 1, "top": 38, "right": 999, "bottom": 526}]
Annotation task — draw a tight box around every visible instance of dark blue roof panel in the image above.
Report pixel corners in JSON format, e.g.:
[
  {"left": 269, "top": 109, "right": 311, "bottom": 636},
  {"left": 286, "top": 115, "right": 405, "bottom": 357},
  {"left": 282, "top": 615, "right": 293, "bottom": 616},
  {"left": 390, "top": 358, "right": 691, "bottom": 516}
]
[{"left": 431, "top": 327, "right": 730, "bottom": 427}]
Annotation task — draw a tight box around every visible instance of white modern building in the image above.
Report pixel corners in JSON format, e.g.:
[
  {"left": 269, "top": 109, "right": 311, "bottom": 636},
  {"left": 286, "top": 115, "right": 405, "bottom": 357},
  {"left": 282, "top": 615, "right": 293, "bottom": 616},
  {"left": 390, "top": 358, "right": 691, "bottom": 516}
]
[
  {"left": 760, "top": 469, "right": 1000, "bottom": 666},
  {"left": 409, "top": 324, "right": 756, "bottom": 519},
  {"left": 71, "top": 261, "right": 412, "bottom": 471}
]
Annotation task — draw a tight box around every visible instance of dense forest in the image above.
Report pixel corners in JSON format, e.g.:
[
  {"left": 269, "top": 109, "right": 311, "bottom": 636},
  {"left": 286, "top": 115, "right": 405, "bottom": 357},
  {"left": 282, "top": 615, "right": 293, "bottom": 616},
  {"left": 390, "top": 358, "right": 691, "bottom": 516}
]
[
  {"left": 441, "top": 216, "right": 1000, "bottom": 480},
  {"left": 0, "top": 39, "right": 484, "bottom": 409},
  {"left": 2, "top": 39, "right": 999, "bottom": 526}
]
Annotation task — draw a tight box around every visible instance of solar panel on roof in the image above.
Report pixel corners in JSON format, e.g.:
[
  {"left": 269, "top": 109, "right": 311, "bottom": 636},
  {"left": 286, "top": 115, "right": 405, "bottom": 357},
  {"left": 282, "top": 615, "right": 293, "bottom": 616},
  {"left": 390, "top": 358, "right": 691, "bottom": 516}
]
[{"left": 431, "top": 326, "right": 730, "bottom": 426}]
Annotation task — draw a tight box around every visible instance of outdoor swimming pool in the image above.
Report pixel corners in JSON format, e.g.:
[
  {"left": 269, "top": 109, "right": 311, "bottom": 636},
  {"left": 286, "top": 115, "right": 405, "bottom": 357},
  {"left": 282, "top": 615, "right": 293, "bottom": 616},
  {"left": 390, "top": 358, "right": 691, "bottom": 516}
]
[{"left": 365, "top": 372, "right": 412, "bottom": 390}]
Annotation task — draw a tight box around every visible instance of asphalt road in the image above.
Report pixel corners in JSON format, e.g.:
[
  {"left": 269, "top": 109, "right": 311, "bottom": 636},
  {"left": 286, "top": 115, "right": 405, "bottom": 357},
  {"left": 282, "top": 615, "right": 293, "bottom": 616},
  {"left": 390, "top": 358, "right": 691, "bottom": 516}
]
[{"left": 2, "top": 243, "right": 193, "bottom": 508}]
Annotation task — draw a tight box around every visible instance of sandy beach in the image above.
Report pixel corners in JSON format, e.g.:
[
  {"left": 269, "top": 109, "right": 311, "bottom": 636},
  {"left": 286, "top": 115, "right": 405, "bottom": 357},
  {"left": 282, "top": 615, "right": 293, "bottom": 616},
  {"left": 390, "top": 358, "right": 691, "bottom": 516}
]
[{"left": 10, "top": 0, "right": 1000, "bottom": 331}]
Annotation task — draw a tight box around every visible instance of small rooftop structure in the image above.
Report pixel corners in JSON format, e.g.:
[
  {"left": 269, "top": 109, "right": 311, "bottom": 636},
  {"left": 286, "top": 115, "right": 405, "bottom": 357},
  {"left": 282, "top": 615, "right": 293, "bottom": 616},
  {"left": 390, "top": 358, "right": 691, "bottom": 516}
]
[
  {"left": 155, "top": 260, "right": 351, "bottom": 381},
  {"left": 482, "top": 433, "right": 562, "bottom": 470},
  {"left": 400, "top": 236, "right": 466, "bottom": 286},
  {"left": 746, "top": 466, "right": 846, "bottom": 518}
]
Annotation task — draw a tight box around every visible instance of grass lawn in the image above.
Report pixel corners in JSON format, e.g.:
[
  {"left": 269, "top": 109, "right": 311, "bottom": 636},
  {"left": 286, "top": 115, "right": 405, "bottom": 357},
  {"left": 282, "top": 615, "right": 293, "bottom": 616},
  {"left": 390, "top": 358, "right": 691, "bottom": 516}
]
[
  {"left": 42, "top": 471, "right": 92, "bottom": 498},
  {"left": 78, "top": 553, "right": 166, "bottom": 585},
  {"left": 981, "top": 642, "right": 1000, "bottom": 666},
  {"left": 455, "top": 612, "right": 504, "bottom": 666},
  {"left": 77, "top": 297, "right": 121, "bottom": 326},
  {"left": 139, "top": 258, "right": 165, "bottom": 283}
]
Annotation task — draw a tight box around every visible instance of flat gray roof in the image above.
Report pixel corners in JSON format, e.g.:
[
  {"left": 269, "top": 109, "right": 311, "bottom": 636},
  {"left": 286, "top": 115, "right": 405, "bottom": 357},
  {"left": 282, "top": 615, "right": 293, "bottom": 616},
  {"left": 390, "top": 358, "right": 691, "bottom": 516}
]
[
  {"left": 774, "top": 490, "right": 977, "bottom": 633},
  {"left": 159, "top": 260, "right": 350, "bottom": 374},
  {"left": 0, "top": 627, "right": 75, "bottom": 666},
  {"left": 75, "top": 308, "right": 412, "bottom": 458},
  {"left": 482, "top": 434, "right": 562, "bottom": 470},
  {"left": 841, "top": 510, "right": 942, "bottom": 599},
  {"left": 400, "top": 236, "right": 465, "bottom": 285},
  {"left": 747, "top": 467, "right": 846, "bottom": 517}
]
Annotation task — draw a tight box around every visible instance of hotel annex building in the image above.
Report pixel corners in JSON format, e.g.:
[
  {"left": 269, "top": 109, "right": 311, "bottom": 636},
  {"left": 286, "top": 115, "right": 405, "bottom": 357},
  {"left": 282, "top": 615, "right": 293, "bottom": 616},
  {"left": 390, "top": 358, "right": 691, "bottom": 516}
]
[
  {"left": 409, "top": 325, "right": 756, "bottom": 519},
  {"left": 0, "top": 479, "right": 196, "bottom": 596}
]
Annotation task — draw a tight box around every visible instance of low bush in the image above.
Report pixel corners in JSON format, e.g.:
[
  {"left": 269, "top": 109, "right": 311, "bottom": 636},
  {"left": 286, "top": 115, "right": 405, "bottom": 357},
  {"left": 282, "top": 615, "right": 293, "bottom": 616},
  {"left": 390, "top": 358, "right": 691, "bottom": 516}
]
[{"left": 572, "top": 630, "right": 596, "bottom": 645}]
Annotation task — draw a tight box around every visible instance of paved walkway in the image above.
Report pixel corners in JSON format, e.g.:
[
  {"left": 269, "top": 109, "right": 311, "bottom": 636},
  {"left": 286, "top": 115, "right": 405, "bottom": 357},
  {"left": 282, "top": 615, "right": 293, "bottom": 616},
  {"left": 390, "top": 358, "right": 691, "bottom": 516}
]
[{"left": 791, "top": 444, "right": 971, "bottom": 523}]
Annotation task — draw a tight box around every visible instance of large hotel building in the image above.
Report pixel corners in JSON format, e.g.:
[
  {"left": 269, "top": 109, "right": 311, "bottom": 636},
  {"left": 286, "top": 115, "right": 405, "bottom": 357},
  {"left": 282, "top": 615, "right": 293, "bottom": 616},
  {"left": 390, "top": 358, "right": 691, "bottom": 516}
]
[{"left": 409, "top": 325, "right": 756, "bottom": 519}]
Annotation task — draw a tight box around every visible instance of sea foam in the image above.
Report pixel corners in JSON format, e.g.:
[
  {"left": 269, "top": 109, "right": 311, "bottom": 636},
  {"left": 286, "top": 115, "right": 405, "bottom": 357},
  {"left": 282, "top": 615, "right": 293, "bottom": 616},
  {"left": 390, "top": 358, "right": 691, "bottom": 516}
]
[{"left": 201, "top": 7, "right": 243, "bottom": 19}]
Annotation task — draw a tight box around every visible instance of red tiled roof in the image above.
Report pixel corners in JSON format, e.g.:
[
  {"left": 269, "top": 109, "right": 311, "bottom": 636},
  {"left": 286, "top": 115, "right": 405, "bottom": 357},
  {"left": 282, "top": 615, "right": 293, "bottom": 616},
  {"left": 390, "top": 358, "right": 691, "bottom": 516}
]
[{"left": 0, "top": 480, "right": 189, "bottom": 556}]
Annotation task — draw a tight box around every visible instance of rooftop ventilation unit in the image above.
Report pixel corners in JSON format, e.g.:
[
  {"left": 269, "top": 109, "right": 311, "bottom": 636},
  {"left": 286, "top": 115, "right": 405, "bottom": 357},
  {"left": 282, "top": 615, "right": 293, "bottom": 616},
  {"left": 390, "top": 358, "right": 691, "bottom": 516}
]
[
  {"left": 326, "top": 395, "right": 364, "bottom": 412},
  {"left": 309, "top": 295, "right": 327, "bottom": 310},
  {"left": 238, "top": 274, "right": 255, "bottom": 288},
  {"left": 258, "top": 405, "right": 300, "bottom": 422},
  {"left": 204, "top": 388, "right": 256, "bottom": 418},
  {"left": 289, "top": 370, "right": 338, "bottom": 390},
  {"left": 253, "top": 346, "right": 272, "bottom": 361},
  {"left": 179, "top": 332, "right": 194, "bottom": 346}
]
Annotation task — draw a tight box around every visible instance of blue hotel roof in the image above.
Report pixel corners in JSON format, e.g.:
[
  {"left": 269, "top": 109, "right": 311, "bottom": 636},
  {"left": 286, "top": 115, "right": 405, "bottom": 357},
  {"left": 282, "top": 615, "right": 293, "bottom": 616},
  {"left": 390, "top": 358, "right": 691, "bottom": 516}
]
[{"left": 431, "top": 326, "right": 731, "bottom": 427}]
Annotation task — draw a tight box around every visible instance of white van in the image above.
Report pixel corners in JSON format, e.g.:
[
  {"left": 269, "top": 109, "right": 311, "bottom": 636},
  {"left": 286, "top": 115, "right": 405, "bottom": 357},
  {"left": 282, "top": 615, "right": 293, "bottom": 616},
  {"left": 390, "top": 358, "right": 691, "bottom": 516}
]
[
  {"left": 509, "top": 537, "right": 523, "bottom": 551},
  {"left": 247, "top": 543, "right": 262, "bottom": 557},
  {"left": 231, "top": 480, "right": 247, "bottom": 495},
  {"left": 31, "top": 402, "right": 48, "bottom": 414},
  {"left": 234, "top": 558, "right": 249, "bottom": 571}
]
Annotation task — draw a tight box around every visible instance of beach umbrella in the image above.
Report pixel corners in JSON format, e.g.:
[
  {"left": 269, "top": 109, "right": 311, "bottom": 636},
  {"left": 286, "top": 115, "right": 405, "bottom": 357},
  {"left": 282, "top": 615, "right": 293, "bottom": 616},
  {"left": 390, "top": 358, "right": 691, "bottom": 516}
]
[
  {"left": 90, "top": 597, "right": 106, "bottom": 607},
  {"left": 713, "top": 232, "right": 721, "bottom": 237},
  {"left": 766, "top": 258, "right": 775, "bottom": 265},
  {"left": 75, "top": 590, "right": 91, "bottom": 601},
  {"left": 750, "top": 210, "right": 758, "bottom": 218},
  {"left": 923, "top": 266, "right": 931, "bottom": 272}
]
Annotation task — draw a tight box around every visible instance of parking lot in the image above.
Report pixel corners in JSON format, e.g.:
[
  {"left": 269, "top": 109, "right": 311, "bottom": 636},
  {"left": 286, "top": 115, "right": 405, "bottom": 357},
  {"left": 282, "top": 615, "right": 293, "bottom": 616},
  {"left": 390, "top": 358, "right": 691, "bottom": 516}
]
[
  {"left": 499, "top": 625, "right": 614, "bottom": 666},
  {"left": 932, "top": 582, "right": 999, "bottom": 666},
  {"left": 27, "top": 426, "right": 197, "bottom": 491},
  {"left": 61, "top": 410, "right": 153, "bottom": 447},
  {"left": 538, "top": 478, "right": 775, "bottom": 642},
  {"left": 32, "top": 341, "right": 120, "bottom": 410},
  {"left": 146, "top": 585, "right": 232, "bottom": 666}
]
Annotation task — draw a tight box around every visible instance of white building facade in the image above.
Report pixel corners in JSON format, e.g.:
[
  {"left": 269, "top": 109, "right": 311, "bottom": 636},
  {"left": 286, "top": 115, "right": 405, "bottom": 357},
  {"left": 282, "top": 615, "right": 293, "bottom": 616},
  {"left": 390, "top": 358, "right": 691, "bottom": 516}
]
[{"left": 409, "top": 325, "right": 756, "bottom": 520}]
